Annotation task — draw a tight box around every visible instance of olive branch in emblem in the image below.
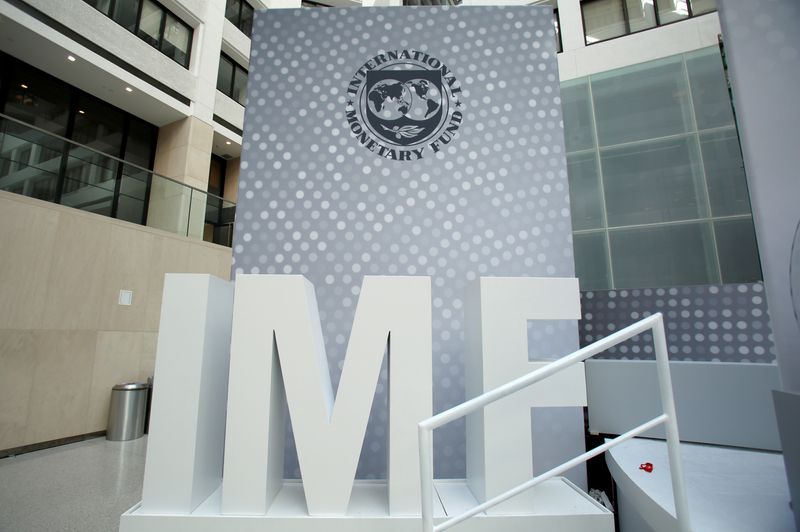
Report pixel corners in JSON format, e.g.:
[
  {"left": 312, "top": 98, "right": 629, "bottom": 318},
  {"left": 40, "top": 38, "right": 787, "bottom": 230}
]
[{"left": 381, "top": 124, "right": 424, "bottom": 140}]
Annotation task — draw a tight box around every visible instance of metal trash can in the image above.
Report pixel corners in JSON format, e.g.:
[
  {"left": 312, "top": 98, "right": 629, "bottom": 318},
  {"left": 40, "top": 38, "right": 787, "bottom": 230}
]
[{"left": 107, "top": 382, "right": 148, "bottom": 441}]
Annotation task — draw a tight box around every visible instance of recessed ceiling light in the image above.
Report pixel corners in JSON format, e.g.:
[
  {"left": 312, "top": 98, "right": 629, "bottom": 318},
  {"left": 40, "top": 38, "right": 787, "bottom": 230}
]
[
  {"left": 67, "top": 55, "right": 76, "bottom": 62},
  {"left": 226, "top": 141, "right": 231, "bottom": 145},
  {"left": 125, "top": 86, "right": 133, "bottom": 93},
  {"left": 20, "top": 83, "right": 28, "bottom": 89},
  {"left": 78, "top": 110, "right": 85, "bottom": 114}
]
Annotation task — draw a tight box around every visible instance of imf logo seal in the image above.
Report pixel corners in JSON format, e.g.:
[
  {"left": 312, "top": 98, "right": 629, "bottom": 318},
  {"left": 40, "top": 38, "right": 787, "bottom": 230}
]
[{"left": 346, "top": 50, "right": 463, "bottom": 161}]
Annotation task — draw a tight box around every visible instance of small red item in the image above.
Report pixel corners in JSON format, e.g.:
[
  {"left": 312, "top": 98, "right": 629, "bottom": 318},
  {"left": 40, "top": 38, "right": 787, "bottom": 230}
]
[{"left": 639, "top": 462, "right": 654, "bottom": 473}]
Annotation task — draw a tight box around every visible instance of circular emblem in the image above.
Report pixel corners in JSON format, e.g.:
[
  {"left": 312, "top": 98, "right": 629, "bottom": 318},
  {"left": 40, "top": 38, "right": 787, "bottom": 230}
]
[{"left": 345, "top": 50, "right": 464, "bottom": 161}]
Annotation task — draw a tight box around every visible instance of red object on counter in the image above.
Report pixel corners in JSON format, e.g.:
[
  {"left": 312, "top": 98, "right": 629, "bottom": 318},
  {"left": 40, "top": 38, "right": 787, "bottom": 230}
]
[{"left": 639, "top": 462, "right": 654, "bottom": 473}]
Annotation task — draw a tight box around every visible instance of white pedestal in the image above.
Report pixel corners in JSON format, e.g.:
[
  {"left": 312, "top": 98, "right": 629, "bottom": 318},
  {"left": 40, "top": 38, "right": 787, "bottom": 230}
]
[
  {"left": 121, "top": 478, "right": 613, "bottom": 532},
  {"left": 607, "top": 438, "right": 795, "bottom": 532}
]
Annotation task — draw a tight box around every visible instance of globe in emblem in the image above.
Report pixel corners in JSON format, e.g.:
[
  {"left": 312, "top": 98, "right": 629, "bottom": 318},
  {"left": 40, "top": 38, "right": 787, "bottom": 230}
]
[
  {"left": 346, "top": 50, "right": 463, "bottom": 156},
  {"left": 367, "top": 79, "right": 443, "bottom": 128}
]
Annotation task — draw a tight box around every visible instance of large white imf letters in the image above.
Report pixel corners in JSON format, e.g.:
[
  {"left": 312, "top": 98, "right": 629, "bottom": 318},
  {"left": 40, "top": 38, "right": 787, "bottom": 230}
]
[
  {"left": 139, "top": 274, "right": 583, "bottom": 519},
  {"left": 466, "top": 277, "right": 586, "bottom": 513},
  {"left": 222, "top": 275, "right": 432, "bottom": 516}
]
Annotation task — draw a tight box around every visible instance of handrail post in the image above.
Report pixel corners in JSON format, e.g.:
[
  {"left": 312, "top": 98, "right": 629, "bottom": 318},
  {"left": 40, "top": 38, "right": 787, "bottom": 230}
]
[
  {"left": 652, "top": 314, "right": 692, "bottom": 532},
  {"left": 419, "top": 425, "right": 434, "bottom": 532}
]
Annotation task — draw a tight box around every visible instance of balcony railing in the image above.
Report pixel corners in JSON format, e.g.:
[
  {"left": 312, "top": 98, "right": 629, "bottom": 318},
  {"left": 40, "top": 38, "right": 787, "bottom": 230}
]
[{"left": 0, "top": 113, "right": 235, "bottom": 247}]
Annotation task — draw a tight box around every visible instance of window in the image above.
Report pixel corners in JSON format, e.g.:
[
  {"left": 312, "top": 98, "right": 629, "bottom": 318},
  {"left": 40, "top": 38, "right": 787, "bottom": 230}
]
[
  {"left": 137, "top": 0, "right": 163, "bottom": 47},
  {"left": 225, "top": 0, "right": 255, "bottom": 36},
  {"left": 0, "top": 53, "right": 157, "bottom": 222},
  {"left": 217, "top": 54, "right": 248, "bottom": 106},
  {"left": 563, "top": 47, "right": 761, "bottom": 290},
  {"left": 581, "top": 0, "right": 717, "bottom": 45},
  {"left": 83, "top": 0, "right": 193, "bottom": 68}
]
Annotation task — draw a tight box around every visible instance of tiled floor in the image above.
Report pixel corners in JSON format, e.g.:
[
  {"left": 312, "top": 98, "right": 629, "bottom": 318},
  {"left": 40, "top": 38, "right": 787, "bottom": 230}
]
[{"left": 0, "top": 437, "right": 146, "bottom": 532}]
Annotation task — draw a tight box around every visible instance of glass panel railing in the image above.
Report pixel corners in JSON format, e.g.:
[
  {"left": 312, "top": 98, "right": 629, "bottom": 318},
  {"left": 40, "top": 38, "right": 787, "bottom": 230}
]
[
  {"left": 0, "top": 112, "right": 236, "bottom": 247},
  {"left": 61, "top": 152, "right": 119, "bottom": 216},
  {"left": 117, "top": 163, "right": 150, "bottom": 225},
  {"left": 203, "top": 193, "right": 236, "bottom": 247},
  {"left": 145, "top": 172, "right": 193, "bottom": 238},
  {"left": 0, "top": 118, "right": 67, "bottom": 202}
]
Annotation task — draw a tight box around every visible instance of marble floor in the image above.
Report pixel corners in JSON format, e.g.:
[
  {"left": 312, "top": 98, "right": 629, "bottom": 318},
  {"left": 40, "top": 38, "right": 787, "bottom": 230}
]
[{"left": 0, "top": 437, "right": 146, "bottom": 532}]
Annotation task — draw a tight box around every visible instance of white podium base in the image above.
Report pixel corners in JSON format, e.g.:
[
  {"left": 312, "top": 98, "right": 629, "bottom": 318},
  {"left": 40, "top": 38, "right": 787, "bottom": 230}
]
[{"left": 121, "top": 478, "right": 613, "bottom": 532}]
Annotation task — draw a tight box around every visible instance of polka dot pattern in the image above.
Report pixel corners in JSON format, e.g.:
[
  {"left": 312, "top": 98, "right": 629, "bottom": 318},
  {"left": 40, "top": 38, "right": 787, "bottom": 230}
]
[
  {"left": 580, "top": 283, "right": 777, "bottom": 363},
  {"left": 233, "top": 6, "right": 574, "bottom": 480}
]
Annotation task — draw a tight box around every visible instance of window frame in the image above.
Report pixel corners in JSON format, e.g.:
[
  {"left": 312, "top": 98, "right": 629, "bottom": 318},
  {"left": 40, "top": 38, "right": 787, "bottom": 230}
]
[
  {"left": 217, "top": 53, "right": 249, "bottom": 107},
  {"left": 581, "top": 0, "right": 713, "bottom": 46},
  {"left": 225, "top": 0, "right": 256, "bottom": 36},
  {"left": 83, "top": 0, "right": 193, "bottom": 69}
]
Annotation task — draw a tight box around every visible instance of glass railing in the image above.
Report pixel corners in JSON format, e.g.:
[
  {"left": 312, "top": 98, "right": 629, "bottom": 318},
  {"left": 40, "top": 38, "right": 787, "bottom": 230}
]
[{"left": 0, "top": 112, "right": 235, "bottom": 247}]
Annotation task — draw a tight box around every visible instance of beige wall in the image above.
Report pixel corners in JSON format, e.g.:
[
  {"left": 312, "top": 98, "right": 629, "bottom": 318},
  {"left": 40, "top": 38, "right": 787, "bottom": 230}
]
[
  {"left": 0, "top": 191, "right": 232, "bottom": 451},
  {"left": 153, "top": 117, "right": 215, "bottom": 191}
]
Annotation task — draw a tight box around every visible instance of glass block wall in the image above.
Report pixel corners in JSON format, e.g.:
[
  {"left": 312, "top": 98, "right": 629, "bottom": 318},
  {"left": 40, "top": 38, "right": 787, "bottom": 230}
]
[{"left": 562, "top": 46, "right": 761, "bottom": 290}]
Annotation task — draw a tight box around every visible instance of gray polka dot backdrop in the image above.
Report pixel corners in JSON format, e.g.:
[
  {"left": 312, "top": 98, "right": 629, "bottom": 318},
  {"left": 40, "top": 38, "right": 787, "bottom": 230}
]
[
  {"left": 580, "top": 283, "right": 777, "bottom": 363},
  {"left": 233, "top": 6, "right": 585, "bottom": 480}
]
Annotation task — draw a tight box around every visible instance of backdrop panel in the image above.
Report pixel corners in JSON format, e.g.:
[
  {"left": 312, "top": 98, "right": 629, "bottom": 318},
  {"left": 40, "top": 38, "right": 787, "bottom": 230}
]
[{"left": 232, "top": 5, "right": 583, "bottom": 483}]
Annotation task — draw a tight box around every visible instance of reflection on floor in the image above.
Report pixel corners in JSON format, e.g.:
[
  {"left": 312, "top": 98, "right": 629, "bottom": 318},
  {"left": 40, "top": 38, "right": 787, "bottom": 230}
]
[{"left": 0, "top": 436, "right": 146, "bottom": 532}]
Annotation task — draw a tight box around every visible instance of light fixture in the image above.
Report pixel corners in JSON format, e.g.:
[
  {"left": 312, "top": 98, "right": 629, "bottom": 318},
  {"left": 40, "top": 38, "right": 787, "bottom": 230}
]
[
  {"left": 67, "top": 55, "right": 76, "bottom": 62},
  {"left": 125, "top": 86, "right": 133, "bottom": 93},
  {"left": 20, "top": 83, "right": 28, "bottom": 89},
  {"left": 78, "top": 110, "right": 85, "bottom": 114},
  {"left": 226, "top": 141, "right": 232, "bottom": 145}
]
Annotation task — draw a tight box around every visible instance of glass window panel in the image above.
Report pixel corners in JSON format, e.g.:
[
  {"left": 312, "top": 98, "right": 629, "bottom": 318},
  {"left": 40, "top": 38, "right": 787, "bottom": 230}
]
[
  {"left": 233, "top": 66, "right": 248, "bottom": 106},
  {"left": 208, "top": 156, "right": 226, "bottom": 198},
  {"left": 700, "top": 129, "right": 752, "bottom": 217},
  {"left": 601, "top": 136, "right": 706, "bottom": 226},
  {"left": 137, "top": 0, "right": 164, "bottom": 48},
  {"left": 561, "top": 79, "right": 595, "bottom": 152},
  {"left": 714, "top": 218, "right": 762, "bottom": 283},
  {"left": 161, "top": 14, "right": 191, "bottom": 67},
  {"left": 72, "top": 95, "right": 125, "bottom": 157},
  {"left": 226, "top": 0, "right": 242, "bottom": 23},
  {"left": 657, "top": 0, "right": 690, "bottom": 24},
  {"left": 86, "top": 0, "right": 113, "bottom": 16},
  {"left": 124, "top": 118, "right": 156, "bottom": 168},
  {"left": 4, "top": 63, "right": 70, "bottom": 135},
  {"left": 610, "top": 222, "right": 718, "bottom": 288},
  {"left": 625, "top": 0, "right": 657, "bottom": 32},
  {"left": 582, "top": 0, "right": 627, "bottom": 44},
  {"left": 240, "top": 2, "right": 254, "bottom": 35},
  {"left": 217, "top": 56, "right": 234, "bottom": 95},
  {"left": 568, "top": 152, "right": 604, "bottom": 230},
  {"left": 113, "top": 0, "right": 141, "bottom": 32},
  {"left": 574, "top": 232, "right": 612, "bottom": 290},
  {"left": 65, "top": 94, "right": 122, "bottom": 216},
  {"left": 591, "top": 55, "right": 693, "bottom": 146},
  {"left": 685, "top": 47, "right": 735, "bottom": 130},
  {"left": 690, "top": 0, "right": 716, "bottom": 15}
]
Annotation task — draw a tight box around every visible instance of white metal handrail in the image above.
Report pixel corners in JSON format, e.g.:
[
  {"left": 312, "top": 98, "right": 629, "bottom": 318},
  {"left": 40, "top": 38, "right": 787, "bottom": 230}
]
[{"left": 417, "top": 312, "right": 692, "bottom": 532}]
